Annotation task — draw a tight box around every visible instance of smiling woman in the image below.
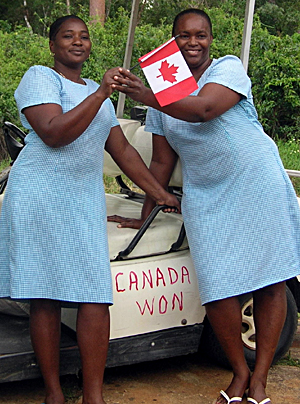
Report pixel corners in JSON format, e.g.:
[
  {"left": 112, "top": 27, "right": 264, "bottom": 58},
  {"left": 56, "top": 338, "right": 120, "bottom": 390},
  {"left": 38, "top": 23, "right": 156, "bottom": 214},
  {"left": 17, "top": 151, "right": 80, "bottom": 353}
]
[
  {"left": 49, "top": 15, "right": 91, "bottom": 86},
  {"left": 109, "top": 8, "right": 300, "bottom": 404},
  {"left": 0, "top": 14, "right": 180, "bottom": 404}
]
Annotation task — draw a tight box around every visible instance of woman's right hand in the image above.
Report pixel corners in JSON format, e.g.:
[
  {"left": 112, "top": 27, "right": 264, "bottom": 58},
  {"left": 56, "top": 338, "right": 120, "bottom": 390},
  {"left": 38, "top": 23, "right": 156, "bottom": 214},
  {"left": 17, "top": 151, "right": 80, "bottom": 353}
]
[
  {"left": 98, "top": 67, "right": 125, "bottom": 99},
  {"left": 111, "top": 68, "right": 151, "bottom": 104},
  {"left": 107, "top": 215, "right": 145, "bottom": 229}
]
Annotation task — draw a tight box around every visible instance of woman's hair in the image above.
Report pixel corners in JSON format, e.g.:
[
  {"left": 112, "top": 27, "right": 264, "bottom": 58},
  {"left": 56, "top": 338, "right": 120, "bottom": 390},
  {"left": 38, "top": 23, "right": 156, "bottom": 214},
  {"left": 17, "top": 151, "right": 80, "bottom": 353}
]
[
  {"left": 172, "top": 9, "right": 213, "bottom": 36},
  {"left": 49, "top": 15, "right": 86, "bottom": 40}
]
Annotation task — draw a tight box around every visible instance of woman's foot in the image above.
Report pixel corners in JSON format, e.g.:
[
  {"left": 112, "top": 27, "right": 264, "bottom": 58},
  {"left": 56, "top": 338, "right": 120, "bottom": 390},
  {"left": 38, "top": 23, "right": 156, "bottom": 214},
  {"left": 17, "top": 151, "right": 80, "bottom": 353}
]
[
  {"left": 214, "top": 371, "right": 250, "bottom": 404},
  {"left": 248, "top": 377, "right": 272, "bottom": 404},
  {"left": 44, "top": 391, "right": 65, "bottom": 404}
]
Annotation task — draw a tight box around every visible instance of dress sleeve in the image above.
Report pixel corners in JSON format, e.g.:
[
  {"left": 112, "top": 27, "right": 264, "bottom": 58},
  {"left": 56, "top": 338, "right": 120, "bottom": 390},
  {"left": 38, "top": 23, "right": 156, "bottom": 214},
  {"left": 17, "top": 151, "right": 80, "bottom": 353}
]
[
  {"left": 205, "top": 55, "right": 251, "bottom": 99},
  {"left": 14, "top": 66, "right": 62, "bottom": 128},
  {"left": 145, "top": 107, "right": 165, "bottom": 136},
  {"left": 107, "top": 99, "right": 120, "bottom": 128}
]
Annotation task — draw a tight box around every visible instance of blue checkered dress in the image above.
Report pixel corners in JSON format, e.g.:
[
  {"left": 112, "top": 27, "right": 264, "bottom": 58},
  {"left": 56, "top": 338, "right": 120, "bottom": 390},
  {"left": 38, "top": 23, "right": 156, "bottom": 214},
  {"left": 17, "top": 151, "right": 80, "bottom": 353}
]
[
  {"left": 0, "top": 66, "right": 119, "bottom": 304},
  {"left": 145, "top": 55, "right": 300, "bottom": 305}
]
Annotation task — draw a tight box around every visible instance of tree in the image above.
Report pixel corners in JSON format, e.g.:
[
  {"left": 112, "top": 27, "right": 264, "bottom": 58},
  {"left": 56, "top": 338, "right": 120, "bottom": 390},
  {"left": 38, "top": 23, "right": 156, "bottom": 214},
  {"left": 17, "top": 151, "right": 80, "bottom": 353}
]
[{"left": 89, "top": 0, "right": 105, "bottom": 24}]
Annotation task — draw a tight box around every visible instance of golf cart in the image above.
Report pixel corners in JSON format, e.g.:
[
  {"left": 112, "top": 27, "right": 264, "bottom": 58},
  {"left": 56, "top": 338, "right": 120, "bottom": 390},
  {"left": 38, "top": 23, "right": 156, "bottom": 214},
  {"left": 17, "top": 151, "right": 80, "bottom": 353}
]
[{"left": 0, "top": 115, "right": 299, "bottom": 383}]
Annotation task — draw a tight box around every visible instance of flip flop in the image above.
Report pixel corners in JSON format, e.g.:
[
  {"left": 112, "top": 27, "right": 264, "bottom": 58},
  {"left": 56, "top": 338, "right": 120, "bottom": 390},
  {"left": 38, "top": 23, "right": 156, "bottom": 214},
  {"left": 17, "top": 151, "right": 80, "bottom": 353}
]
[
  {"left": 247, "top": 398, "right": 271, "bottom": 404},
  {"left": 213, "top": 390, "right": 243, "bottom": 404}
]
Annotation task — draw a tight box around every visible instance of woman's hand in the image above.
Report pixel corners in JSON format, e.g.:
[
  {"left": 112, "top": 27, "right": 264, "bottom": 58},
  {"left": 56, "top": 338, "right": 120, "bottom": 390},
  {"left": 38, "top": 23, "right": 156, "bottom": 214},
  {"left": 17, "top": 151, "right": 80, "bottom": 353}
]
[
  {"left": 112, "top": 68, "right": 152, "bottom": 104},
  {"left": 156, "top": 191, "right": 181, "bottom": 213},
  {"left": 108, "top": 192, "right": 180, "bottom": 230},
  {"left": 97, "top": 67, "right": 125, "bottom": 99},
  {"left": 107, "top": 215, "right": 145, "bottom": 229}
]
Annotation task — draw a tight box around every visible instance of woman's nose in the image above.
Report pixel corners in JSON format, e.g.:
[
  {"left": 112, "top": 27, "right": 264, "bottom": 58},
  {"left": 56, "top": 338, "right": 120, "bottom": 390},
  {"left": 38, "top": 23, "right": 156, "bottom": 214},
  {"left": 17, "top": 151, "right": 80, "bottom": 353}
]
[
  {"left": 189, "top": 36, "right": 197, "bottom": 45},
  {"left": 73, "top": 36, "right": 83, "bottom": 45}
]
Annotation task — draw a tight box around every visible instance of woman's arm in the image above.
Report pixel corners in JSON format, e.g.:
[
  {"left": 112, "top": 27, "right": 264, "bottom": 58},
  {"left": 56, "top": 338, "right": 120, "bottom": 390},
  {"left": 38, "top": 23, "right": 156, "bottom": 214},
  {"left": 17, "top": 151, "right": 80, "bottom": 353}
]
[
  {"left": 107, "top": 133, "right": 178, "bottom": 229},
  {"left": 112, "top": 68, "right": 241, "bottom": 123},
  {"left": 23, "top": 67, "right": 121, "bottom": 148},
  {"left": 141, "top": 134, "right": 178, "bottom": 219}
]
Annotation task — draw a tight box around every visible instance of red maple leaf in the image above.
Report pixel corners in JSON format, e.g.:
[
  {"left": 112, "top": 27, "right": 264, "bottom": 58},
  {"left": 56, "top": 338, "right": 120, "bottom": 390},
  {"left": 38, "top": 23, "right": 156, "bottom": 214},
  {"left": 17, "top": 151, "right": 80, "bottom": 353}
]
[{"left": 157, "top": 60, "right": 179, "bottom": 83}]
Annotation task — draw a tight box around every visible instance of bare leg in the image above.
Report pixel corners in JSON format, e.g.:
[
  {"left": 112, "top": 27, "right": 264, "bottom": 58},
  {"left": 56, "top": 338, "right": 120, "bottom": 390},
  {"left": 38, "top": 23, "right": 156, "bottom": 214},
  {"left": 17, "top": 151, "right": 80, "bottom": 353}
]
[
  {"left": 249, "top": 282, "right": 287, "bottom": 403},
  {"left": 30, "top": 299, "right": 64, "bottom": 404},
  {"left": 76, "top": 303, "right": 110, "bottom": 404},
  {"left": 205, "top": 297, "right": 250, "bottom": 404}
]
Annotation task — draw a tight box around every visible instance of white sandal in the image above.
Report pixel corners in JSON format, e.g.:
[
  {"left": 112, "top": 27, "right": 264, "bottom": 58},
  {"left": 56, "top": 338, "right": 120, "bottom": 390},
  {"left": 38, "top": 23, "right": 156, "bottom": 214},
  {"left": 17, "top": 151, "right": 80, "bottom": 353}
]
[
  {"left": 213, "top": 390, "right": 243, "bottom": 404},
  {"left": 247, "top": 398, "right": 271, "bottom": 404}
]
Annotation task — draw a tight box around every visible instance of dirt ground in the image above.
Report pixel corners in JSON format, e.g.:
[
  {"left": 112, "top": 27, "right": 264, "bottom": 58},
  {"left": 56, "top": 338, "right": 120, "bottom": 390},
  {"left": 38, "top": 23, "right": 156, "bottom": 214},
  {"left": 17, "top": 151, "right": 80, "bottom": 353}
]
[{"left": 1, "top": 321, "right": 300, "bottom": 404}]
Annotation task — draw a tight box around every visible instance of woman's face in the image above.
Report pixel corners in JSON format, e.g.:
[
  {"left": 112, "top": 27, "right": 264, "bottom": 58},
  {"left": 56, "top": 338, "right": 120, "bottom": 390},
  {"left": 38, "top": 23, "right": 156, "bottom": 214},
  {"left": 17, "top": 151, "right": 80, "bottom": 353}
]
[
  {"left": 174, "top": 13, "right": 213, "bottom": 72},
  {"left": 49, "top": 18, "right": 91, "bottom": 68}
]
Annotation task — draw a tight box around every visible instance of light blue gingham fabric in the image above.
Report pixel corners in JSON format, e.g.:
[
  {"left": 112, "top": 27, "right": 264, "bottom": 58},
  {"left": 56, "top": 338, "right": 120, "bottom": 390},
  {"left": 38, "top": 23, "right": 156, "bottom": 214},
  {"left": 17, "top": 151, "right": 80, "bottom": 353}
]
[
  {"left": 0, "top": 66, "right": 119, "bottom": 304},
  {"left": 145, "top": 55, "right": 300, "bottom": 305}
]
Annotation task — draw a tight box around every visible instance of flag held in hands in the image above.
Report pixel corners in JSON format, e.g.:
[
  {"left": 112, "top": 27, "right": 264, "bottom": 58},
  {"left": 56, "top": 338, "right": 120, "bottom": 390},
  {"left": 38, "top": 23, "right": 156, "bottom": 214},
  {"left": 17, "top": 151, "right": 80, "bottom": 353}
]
[{"left": 138, "top": 37, "right": 198, "bottom": 107}]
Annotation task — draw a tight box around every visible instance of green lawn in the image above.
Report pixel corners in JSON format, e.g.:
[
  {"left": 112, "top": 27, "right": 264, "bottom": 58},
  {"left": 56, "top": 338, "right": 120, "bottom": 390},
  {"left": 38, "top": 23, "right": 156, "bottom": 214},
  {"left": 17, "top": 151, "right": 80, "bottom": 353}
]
[{"left": 277, "top": 138, "right": 300, "bottom": 196}]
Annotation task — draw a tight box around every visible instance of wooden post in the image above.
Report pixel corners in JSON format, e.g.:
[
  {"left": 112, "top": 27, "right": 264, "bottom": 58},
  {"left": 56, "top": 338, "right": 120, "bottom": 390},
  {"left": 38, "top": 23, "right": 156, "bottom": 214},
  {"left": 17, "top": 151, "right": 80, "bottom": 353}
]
[
  {"left": 240, "top": 0, "right": 255, "bottom": 72},
  {"left": 116, "top": 0, "right": 140, "bottom": 118}
]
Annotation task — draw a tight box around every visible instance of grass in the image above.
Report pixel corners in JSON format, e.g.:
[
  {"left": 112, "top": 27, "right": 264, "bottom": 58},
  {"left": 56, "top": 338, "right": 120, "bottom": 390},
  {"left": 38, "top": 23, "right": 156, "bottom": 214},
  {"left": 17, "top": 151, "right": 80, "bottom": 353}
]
[
  {"left": 277, "top": 138, "right": 300, "bottom": 196},
  {"left": 278, "top": 353, "right": 300, "bottom": 368},
  {"left": 0, "top": 158, "right": 10, "bottom": 173}
]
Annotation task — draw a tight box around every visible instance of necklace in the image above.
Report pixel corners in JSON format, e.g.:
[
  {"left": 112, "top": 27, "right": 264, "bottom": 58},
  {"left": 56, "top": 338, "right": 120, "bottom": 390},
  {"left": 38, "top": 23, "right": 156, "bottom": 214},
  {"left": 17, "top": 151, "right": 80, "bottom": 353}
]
[
  {"left": 52, "top": 67, "right": 67, "bottom": 79},
  {"left": 52, "top": 67, "right": 85, "bottom": 85}
]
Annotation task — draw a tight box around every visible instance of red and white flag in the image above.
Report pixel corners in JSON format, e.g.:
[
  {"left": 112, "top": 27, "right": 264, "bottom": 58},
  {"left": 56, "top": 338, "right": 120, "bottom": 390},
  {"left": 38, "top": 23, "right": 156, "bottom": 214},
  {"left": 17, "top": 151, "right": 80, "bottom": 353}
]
[{"left": 138, "top": 37, "right": 198, "bottom": 107}]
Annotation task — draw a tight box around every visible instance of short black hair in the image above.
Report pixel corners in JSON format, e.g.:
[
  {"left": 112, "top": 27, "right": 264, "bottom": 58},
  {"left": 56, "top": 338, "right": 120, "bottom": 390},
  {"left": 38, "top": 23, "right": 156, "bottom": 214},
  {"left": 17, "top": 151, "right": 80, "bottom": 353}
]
[
  {"left": 172, "top": 9, "right": 213, "bottom": 37},
  {"left": 49, "top": 15, "right": 87, "bottom": 40}
]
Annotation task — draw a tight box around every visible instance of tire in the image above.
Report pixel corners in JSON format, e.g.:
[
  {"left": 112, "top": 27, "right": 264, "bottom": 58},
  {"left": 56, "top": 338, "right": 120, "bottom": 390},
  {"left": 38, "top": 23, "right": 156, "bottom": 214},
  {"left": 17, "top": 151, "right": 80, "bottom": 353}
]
[
  {"left": 286, "top": 277, "right": 300, "bottom": 312},
  {"left": 199, "top": 287, "right": 298, "bottom": 370}
]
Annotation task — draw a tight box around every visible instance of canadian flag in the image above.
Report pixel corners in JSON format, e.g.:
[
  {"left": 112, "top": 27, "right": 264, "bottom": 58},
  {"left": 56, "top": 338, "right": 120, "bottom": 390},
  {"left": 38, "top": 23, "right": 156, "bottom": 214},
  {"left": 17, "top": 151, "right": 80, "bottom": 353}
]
[{"left": 138, "top": 37, "right": 198, "bottom": 107}]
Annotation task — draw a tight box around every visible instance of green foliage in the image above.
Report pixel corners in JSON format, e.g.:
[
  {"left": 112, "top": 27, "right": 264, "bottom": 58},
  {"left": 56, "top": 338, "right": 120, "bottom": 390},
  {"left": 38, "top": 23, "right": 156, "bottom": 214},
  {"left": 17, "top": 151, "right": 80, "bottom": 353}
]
[
  {"left": 208, "top": 7, "right": 244, "bottom": 58},
  {"left": 0, "top": 3, "right": 300, "bottom": 146},
  {"left": 0, "top": 28, "right": 51, "bottom": 124},
  {"left": 249, "top": 27, "right": 300, "bottom": 140},
  {"left": 257, "top": 2, "right": 300, "bottom": 36}
]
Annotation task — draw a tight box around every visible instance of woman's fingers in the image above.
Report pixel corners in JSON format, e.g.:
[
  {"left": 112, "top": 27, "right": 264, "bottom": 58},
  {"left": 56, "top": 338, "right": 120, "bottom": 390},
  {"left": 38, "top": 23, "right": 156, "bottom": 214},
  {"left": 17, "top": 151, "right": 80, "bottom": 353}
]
[{"left": 107, "top": 215, "right": 144, "bottom": 229}]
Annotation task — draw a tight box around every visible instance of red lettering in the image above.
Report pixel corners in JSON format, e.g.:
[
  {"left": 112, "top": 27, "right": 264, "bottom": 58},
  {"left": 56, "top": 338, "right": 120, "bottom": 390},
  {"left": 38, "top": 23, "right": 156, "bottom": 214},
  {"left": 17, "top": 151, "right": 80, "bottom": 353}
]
[
  {"left": 181, "top": 266, "right": 191, "bottom": 284},
  {"left": 115, "top": 273, "right": 125, "bottom": 292},
  {"left": 136, "top": 298, "right": 155, "bottom": 315},
  {"left": 168, "top": 267, "right": 179, "bottom": 285},
  {"left": 142, "top": 270, "right": 153, "bottom": 289},
  {"left": 129, "top": 271, "right": 138, "bottom": 291},
  {"left": 159, "top": 295, "right": 168, "bottom": 314},
  {"left": 158, "top": 295, "right": 168, "bottom": 314},
  {"left": 156, "top": 268, "right": 166, "bottom": 287},
  {"left": 172, "top": 292, "right": 183, "bottom": 311}
]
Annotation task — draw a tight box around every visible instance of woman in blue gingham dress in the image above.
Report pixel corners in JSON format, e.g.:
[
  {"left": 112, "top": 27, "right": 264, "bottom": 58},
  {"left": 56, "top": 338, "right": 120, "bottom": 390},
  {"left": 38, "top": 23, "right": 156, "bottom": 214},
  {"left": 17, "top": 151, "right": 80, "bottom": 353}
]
[
  {"left": 111, "top": 9, "right": 300, "bottom": 404},
  {"left": 0, "top": 15, "right": 179, "bottom": 404}
]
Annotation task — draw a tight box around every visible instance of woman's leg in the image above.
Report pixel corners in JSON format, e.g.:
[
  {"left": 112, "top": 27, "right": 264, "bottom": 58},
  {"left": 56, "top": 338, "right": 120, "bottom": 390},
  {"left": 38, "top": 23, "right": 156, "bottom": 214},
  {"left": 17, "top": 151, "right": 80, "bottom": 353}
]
[
  {"left": 249, "top": 281, "right": 287, "bottom": 403},
  {"left": 30, "top": 299, "right": 64, "bottom": 404},
  {"left": 76, "top": 303, "right": 110, "bottom": 404},
  {"left": 205, "top": 296, "right": 250, "bottom": 404}
]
